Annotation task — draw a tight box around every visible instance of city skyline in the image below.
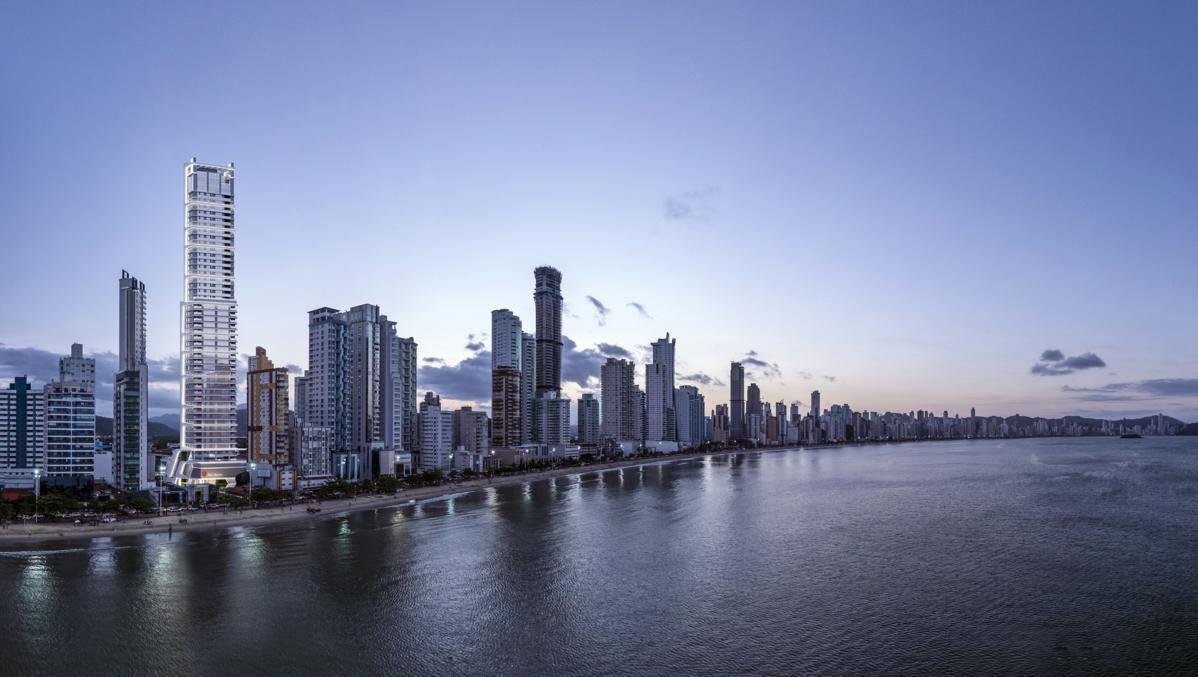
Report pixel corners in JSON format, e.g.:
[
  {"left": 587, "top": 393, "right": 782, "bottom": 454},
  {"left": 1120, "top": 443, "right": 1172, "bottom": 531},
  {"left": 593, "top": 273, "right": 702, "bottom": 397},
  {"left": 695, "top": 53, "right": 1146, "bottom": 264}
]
[{"left": 3, "top": 2, "right": 1198, "bottom": 422}]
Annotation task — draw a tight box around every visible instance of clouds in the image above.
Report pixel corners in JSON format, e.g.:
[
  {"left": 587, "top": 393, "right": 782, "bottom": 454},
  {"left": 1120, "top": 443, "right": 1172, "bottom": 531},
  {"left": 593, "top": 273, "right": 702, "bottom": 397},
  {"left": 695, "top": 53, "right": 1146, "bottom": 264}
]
[
  {"left": 586, "top": 295, "right": 611, "bottom": 326},
  {"left": 418, "top": 340, "right": 491, "bottom": 405},
  {"left": 664, "top": 186, "right": 718, "bottom": 223},
  {"left": 1030, "top": 349, "right": 1107, "bottom": 376},
  {"left": 741, "top": 350, "right": 782, "bottom": 380},
  {"left": 464, "top": 333, "right": 485, "bottom": 352},
  {"left": 595, "top": 342, "right": 634, "bottom": 360},
  {"left": 679, "top": 372, "right": 725, "bottom": 387},
  {"left": 1062, "top": 378, "right": 1198, "bottom": 402},
  {"left": 0, "top": 343, "right": 184, "bottom": 415},
  {"left": 562, "top": 335, "right": 635, "bottom": 389},
  {"left": 626, "top": 302, "right": 652, "bottom": 319}
]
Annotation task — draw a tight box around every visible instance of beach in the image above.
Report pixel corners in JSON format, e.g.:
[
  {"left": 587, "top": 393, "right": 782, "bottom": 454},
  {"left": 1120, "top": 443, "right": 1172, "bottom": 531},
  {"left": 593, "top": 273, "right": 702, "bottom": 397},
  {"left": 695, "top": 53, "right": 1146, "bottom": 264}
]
[{"left": 0, "top": 448, "right": 737, "bottom": 545}]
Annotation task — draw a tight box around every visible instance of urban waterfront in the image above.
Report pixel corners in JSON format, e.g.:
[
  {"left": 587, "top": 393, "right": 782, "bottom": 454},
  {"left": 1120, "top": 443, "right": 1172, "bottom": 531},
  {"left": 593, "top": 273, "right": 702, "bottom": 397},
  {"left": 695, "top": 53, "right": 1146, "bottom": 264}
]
[{"left": 2, "top": 437, "right": 1196, "bottom": 676}]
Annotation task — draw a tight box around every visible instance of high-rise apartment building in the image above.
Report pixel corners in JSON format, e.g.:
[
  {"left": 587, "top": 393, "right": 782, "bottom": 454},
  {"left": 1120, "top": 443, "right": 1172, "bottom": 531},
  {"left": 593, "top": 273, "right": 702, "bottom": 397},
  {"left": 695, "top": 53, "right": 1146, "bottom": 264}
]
[
  {"left": 577, "top": 393, "right": 600, "bottom": 445},
  {"left": 397, "top": 337, "right": 418, "bottom": 453},
  {"left": 246, "top": 347, "right": 291, "bottom": 473},
  {"left": 491, "top": 366, "right": 523, "bottom": 448},
  {"left": 711, "top": 404, "right": 729, "bottom": 442},
  {"left": 0, "top": 377, "right": 44, "bottom": 472},
  {"left": 44, "top": 344, "right": 96, "bottom": 483},
  {"left": 380, "top": 322, "right": 413, "bottom": 454},
  {"left": 491, "top": 309, "right": 522, "bottom": 369},
  {"left": 533, "top": 266, "right": 563, "bottom": 396},
  {"left": 747, "top": 383, "right": 762, "bottom": 424},
  {"left": 293, "top": 374, "right": 308, "bottom": 420},
  {"left": 306, "top": 307, "right": 349, "bottom": 448},
  {"left": 535, "top": 393, "right": 571, "bottom": 445},
  {"left": 675, "top": 385, "right": 704, "bottom": 448},
  {"left": 648, "top": 333, "right": 676, "bottom": 441},
  {"left": 520, "top": 332, "right": 536, "bottom": 443},
  {"left": 114, "top": 270, "right": 149, "bottom": 490},
  {"left": 730, "top": 362, "right": 745, "bottom": 439},
  {"left": 168, "top": 159, "right": 246, "bottom": 488},
  {"left": 296, "top": 424, "right": 333, "bottom": 483},
  {"left": 601, "top": 358, "right": 636, "bottom": 441},
  {"left": 645, "top": 363, "right": 671, "bottom": 442},
  {"left": 418, "top": 392, "right": 453, "bottom": 470},
  {"left": 306, "top": 304, "right": 411, "bottom": 480},
  {"left": 453, "top": 407, "right": 489, "bottom": 454},
  {"left": 178, "top": 159, "right": 240, "bottom": 468},
  {"left": 491, "top": 310, "right": 523, "bottom": 450}
]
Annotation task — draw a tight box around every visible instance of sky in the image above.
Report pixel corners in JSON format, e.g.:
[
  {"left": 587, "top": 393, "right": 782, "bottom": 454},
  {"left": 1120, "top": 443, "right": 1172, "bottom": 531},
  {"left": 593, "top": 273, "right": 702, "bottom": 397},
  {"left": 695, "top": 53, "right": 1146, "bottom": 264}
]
[{"left": 2, "top": 1, "right": 1197, "bottom": 422}]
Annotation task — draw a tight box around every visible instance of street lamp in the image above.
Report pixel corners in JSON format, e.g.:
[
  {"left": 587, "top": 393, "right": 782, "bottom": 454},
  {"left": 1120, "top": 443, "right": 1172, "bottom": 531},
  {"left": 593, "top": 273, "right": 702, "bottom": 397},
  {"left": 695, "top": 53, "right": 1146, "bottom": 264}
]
[
  {"left": 157, "top": 462, "right": 165, "bottom": 517},
  {"left": 249, "top": 462, "right": 258, "bottom": 509},
  {"left": 32, "top": 468, "right": 41, "bottom": 524}
]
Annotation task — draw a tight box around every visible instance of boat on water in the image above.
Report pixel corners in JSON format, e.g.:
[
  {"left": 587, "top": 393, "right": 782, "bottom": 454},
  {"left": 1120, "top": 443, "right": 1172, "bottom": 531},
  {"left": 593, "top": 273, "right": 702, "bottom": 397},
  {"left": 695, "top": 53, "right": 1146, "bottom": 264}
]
[{"left": 1120, "top": 433, "right": 1142, "bottom": 439}]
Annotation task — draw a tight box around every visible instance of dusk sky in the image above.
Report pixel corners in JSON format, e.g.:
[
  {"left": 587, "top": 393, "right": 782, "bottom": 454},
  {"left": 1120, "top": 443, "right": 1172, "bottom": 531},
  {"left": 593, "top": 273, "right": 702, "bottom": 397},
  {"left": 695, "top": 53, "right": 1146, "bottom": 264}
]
[{"left": 2, "top": 1, "right": 1197, "bottom": 421}]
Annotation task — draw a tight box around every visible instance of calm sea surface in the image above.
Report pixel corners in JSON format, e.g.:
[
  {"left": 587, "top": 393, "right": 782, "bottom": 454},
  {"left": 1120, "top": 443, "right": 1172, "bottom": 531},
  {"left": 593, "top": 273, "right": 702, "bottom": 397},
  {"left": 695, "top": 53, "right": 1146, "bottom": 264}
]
[{"left": 2, "top": 437, "right": 1197, "bottom": 675}]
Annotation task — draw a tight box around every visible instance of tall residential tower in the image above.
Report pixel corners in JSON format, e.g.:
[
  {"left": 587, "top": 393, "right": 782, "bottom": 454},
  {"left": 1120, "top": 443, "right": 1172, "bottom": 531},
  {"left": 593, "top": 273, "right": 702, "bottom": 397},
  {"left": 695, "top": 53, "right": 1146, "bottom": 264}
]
[
  {"left": 114, "top": 270, "right": 149, "bottom": 490},
  {"left": 173, "top": 159, "right": 242, "bottom": 486},
  {"left": 533, "top": 266, "right": 563, "bottom": 396}
]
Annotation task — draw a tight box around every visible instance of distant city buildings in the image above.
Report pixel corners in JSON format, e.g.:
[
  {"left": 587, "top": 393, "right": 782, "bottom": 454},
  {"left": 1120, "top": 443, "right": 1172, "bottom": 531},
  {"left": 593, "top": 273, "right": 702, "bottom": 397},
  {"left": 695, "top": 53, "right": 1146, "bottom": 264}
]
[
  {"left": 675, "top": 385, "right": 704, "bottom": 449},
  {"left": 730, "top": 362, "right": 745, "bottom": 440}
]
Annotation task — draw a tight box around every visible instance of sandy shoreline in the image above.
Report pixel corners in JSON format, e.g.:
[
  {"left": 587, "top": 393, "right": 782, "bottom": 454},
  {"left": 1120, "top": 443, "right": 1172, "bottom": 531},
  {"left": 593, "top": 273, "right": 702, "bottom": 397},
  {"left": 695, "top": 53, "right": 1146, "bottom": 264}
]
[{"left": 0, "top": 448, "right": 746, "bottom": 546}]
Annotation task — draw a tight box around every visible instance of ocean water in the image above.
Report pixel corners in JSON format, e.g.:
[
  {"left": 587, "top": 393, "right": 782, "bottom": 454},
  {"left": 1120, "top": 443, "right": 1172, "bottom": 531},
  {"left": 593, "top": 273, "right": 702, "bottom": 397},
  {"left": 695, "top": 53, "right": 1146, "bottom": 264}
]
[{"left": 2, "top": 437, "right": 1196, "bottom": 675}]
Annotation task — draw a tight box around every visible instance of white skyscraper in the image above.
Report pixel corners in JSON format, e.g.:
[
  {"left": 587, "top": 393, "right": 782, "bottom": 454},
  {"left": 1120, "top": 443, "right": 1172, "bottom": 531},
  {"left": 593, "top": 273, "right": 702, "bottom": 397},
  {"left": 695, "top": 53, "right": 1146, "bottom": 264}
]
[{"left": 171, "top": 159, "right": 243, "bottom": 486}]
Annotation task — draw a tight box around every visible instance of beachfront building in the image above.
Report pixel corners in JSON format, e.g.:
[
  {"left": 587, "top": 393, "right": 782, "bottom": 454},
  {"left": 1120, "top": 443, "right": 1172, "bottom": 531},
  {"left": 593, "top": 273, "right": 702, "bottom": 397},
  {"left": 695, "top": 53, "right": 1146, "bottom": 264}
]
[
  {"left": 601, "top": 358, "right": 636, "bottom": 443},
  {"left": 247, "top": 347, "right": 292, "bottom": 488},
  {"left": 305, "top": 304, "right": 411, "bottom": 480},
  {"left": 172, "top": 159, "right": 243, "bottom": 488},
  {"left": 577, "top": 393, "right": 599, "bottom": 446},
  {"left": 114, "top": 270, "right": 149, "bottom": 491},
  {"left": 0, "top": 377, "right": 45, "bottom": 473},
  {"left": 453, "top": 407, "right": 489, "bottom": 454},
  {"left": 418, "top": 392, "right": 454, "bottom": 471},
  {"left": 44, "top": 343, "right": 96, "bottom": 485}
]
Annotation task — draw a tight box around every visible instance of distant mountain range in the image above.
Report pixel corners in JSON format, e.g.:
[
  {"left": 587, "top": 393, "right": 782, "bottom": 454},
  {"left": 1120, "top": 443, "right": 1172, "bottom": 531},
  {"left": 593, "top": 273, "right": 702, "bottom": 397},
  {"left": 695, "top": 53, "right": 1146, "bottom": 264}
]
[
  {"left": 1004, "top": 414, "right": 1186, "bottom": 429},
  {"left": 95, "top": 416, "right": 180, "bottom": 440},
  {"left": 95, "top": 407, "right": 248, "bottom": 440}
]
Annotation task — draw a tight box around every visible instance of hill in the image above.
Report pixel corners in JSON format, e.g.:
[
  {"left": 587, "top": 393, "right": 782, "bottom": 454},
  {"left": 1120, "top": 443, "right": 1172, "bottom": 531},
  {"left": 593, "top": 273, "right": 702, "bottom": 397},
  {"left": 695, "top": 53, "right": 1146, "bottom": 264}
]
[{"left": 95, "top": 416, "right": 179, "bottom": 440}]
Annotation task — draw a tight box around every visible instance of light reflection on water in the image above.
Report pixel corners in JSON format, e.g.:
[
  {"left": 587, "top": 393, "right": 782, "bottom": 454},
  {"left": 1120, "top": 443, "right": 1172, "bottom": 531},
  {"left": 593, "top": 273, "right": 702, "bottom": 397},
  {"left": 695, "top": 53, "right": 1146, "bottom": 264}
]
[{"left": 1, "top": 437, "right": 1197, "bottom": 675}]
